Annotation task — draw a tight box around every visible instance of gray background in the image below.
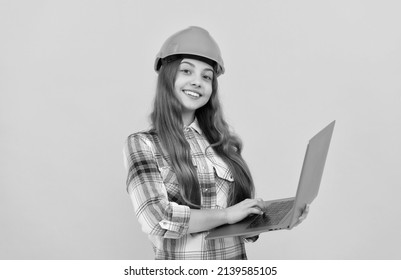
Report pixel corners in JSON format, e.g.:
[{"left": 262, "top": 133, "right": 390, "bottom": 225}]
[{"left": 1, "top": 0, "right": 400, "bottom": 259}]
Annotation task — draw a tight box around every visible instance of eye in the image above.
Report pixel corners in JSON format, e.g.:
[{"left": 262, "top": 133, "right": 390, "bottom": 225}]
[
  {"left": 203, "top": 74, "right": 213, "bottom": 81},
  {"left": 180, "top": 68, "right": 191, "bottom": 74}
]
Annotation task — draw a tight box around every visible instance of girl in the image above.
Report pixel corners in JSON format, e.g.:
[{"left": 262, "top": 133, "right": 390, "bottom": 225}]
[{"left": 124, "top": 26, "right": 268, "bottom": 260}]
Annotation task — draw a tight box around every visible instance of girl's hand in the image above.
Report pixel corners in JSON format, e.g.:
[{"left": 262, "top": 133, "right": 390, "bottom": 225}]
[{"left": 224, "top": 198, "right": 265, "bottom": 224}]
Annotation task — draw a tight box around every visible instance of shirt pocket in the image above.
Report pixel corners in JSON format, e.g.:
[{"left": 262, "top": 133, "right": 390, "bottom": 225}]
[
  {"left": 207, "top": 151, "right": 234, "bottom": 183},
  {"left": 214, "top": 164, "right": 234, "bottom": 209},
  {"left": 214, "top": 164, "right": 234, "bottom": 182},
  {"left": 158, "top": 165, "right": 183, "bottom": 204}
]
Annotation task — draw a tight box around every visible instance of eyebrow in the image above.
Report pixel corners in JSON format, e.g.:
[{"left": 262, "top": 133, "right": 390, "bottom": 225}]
[{"left": 180, "top": 61, "right": 214, "bottom": 73}]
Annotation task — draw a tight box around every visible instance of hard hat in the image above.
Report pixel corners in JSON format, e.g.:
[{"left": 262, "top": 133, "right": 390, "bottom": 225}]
[{"left": 154, "top": 26, "right": 225, "bottom": 76}]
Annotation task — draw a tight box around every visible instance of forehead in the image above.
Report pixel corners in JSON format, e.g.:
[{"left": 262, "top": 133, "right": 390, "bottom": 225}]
[{"left": 181, "top": 58, "right": 214, "bottom": 71}]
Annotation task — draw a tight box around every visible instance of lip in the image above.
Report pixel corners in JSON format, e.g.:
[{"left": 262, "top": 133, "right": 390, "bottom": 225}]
[{"left": 182, "top": 89, "right": 202, "bottom": 98}]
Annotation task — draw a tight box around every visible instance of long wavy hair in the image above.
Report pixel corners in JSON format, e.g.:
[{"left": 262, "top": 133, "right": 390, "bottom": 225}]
[{"left": 150, "top": 57, "right": 254, "bottom": 208}]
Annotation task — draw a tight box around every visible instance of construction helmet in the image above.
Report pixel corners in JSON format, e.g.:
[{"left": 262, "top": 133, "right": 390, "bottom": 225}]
[{"left": 154, "top": 26, "right": 225, "bottom": 76}]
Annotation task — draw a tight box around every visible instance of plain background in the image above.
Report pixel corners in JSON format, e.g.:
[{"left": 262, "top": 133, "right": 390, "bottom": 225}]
[{"left": 1, "top": 0, "right": 400, "bottom": 259}]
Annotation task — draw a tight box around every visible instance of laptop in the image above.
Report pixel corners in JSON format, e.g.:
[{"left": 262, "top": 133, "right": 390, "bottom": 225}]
[{"left": 205, "top": 120, "right": 335, "bottom": 240}]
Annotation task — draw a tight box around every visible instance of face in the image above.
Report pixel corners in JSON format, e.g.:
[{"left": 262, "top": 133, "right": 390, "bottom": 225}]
[{"left": 174, "top": 58, "right": 214, "bottom": 123}]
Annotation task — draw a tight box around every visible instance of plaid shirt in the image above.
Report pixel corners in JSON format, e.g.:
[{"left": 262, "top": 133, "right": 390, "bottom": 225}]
[{"left": 123, "top": 119, "right": 249, "bottom": 259}]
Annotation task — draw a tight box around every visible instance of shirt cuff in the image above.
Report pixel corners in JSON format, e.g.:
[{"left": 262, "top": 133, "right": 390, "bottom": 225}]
[{"left": 159, "top": 203, "right": 191, "bottom": 239}]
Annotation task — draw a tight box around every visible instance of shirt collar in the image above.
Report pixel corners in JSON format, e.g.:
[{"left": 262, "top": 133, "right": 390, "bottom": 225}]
[{"left": 185, "top": 118, "right": 203, "bottom": 135}]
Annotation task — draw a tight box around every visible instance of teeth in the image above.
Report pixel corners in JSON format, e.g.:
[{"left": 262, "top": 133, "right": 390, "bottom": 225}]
[{"left": 184, "top": 90, "right": 200, "bottom": 97}]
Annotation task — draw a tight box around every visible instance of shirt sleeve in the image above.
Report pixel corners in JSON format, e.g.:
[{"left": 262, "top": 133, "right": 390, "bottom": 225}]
[{"left": 123, "top": 133, "right": 191, "bottom": 239}]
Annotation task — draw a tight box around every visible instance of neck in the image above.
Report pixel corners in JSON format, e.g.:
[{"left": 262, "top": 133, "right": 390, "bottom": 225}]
[{"left": 182, "top": 111, "right": 195, "bottom": 126}]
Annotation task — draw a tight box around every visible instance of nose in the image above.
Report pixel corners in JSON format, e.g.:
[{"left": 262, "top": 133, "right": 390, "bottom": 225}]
[{"left": 190, "top": 75, "right": 202, "bottom": 87}]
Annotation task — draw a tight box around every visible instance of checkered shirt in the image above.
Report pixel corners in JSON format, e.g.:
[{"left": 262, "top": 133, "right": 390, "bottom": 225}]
[{"left": 123, "top": 120, "right": 249, "bottom": 259}]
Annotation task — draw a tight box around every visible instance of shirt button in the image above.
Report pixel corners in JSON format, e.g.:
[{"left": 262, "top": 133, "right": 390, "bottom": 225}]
[{"left": 203, "top": 188, "right": 209, "bottom": 193}]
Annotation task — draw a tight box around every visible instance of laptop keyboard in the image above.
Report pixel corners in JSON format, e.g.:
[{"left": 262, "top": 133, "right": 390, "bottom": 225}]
[{"left": 247, "top": 199, "right": 295, "bottom": 229}]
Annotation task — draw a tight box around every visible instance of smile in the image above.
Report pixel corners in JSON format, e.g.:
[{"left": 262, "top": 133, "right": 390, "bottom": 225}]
[{"left": 183, "top": 90, "right": 201, "bottom": 98}]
